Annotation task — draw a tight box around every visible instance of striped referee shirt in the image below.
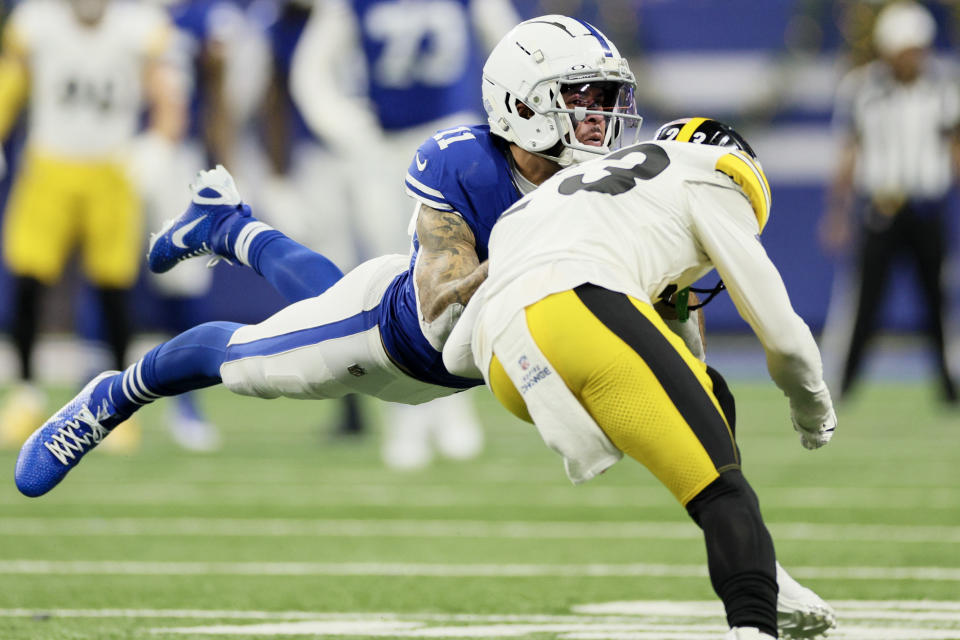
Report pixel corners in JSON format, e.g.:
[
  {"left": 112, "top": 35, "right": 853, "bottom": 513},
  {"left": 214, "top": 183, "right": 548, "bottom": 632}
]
[{"left": 833, "top": 58, "right": 960, "bottom": 200}]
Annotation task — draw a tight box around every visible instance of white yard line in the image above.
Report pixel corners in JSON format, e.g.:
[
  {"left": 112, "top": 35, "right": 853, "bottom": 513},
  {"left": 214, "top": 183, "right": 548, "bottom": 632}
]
[
  {"left": 1, "top": 560, "right": 958, "bottom": 581},
  {"left": 2, "top": 485, "right": 956, "bottom": 509},
  {"left": 2, "top": 601, "right": 959, "bottom": 620},
  {"left": 574, "top": 600, "right": 960, "bottom": 621},
  {"left": 1, "top": 603, "right": 958, "bottom": 639},
  {"left": 0, "top": 517, "right": 957, "bottom": 543}
]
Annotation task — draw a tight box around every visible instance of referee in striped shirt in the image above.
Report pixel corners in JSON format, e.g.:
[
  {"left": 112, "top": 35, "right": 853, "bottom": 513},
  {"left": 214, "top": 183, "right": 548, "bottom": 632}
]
[{"left": 821, "top": 0, "right": 959, "bottom": 404}]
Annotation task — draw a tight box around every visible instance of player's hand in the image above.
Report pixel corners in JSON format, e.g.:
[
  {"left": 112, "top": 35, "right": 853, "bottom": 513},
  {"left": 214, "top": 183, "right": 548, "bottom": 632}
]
[
  {"left": 791, "top": 407, "right": 837, "bottom": 449},
  {"left": 788, "top": 384, "right": 836, "bottom": 450}
]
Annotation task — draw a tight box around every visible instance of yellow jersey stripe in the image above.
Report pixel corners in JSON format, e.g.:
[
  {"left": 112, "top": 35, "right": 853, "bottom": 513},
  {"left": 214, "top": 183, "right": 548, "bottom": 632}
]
[
  {"left": 715, "top": 151, "right": 772, "bottom": 232},
  {"left": 674, "top": 117, "right": 709, "bottom": 142}
]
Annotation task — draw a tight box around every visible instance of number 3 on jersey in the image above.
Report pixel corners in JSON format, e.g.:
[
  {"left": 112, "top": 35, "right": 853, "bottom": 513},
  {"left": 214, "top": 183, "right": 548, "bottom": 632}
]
[{"left": 558, "top": 144, "right": 670, "bottom": 196}]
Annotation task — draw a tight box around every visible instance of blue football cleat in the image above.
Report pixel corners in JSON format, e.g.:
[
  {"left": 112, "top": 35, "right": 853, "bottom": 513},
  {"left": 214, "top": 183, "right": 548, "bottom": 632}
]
[
  {"left": 15, "top": 371, "right": 125, "bottom": 497},
  {"left": 147, "top": 165, "right": 248, "bottom": 273}
]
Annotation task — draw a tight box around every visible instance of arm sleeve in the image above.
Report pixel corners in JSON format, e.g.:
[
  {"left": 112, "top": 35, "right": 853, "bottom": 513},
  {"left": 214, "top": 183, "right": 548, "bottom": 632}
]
[
  {"left": 289, "top": 0, "right": 383, "bottom": 155},
  {"left": 690, "top": 183, "right": 830, "bottom": 414}
]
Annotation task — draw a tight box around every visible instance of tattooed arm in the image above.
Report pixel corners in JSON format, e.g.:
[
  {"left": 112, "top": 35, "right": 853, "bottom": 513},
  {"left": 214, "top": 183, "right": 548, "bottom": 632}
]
[{"left": 415, "top": 204, "right": 488, "bottom": 321}]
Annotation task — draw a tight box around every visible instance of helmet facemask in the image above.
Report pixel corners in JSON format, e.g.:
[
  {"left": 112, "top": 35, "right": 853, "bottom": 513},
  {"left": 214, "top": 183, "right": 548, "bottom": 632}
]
[
  {"left": 555, "top": 77, "right": 640, "bottom": 157},
  {"left": 507, "top": 63, "right": 642, "bottom": 166}
]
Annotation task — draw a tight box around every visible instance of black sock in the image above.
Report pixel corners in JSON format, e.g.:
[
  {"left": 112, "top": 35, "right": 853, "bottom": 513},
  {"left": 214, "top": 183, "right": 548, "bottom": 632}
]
[
  {"left": 11, "top": 276, "right": 43, "bottom": 381},
  {"left": 686, "top": 470, "right": 778, "bottom": 636}
]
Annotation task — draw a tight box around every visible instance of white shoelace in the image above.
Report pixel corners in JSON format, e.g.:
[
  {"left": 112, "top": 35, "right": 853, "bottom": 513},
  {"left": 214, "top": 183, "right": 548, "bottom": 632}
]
[{"left": 42, "top": 401, "right": 111, "bottom": 465}]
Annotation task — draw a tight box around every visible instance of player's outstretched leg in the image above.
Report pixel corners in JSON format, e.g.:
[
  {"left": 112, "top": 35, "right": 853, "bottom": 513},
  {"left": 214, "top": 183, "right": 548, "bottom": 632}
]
[
  {"left": 148, "top": 165, "right": 343, "bottom": 303},
  {"left": 15, "top": 321, "right": 240, "bottom": 497},
  {"left": 775, "top": 562, "right": 837, "bottom": 638}
]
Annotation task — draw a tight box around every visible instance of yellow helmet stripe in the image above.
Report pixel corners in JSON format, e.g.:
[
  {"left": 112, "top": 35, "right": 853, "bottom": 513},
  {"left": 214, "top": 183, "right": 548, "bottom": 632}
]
[
  {"left": 715, "top": 151, "right": 772, "bottom": 232},
  {"left": 674, "top": 117, "right": 710, "bottom": 142}
]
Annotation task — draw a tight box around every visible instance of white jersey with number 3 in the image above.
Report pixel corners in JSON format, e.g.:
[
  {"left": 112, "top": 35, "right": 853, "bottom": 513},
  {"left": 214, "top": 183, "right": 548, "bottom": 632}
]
[
  {"left": 469, "top": 140, "right": 825, "bottom": 405},
  {"left": 7, "top": 0, "right": 170, "bottom": 159}
]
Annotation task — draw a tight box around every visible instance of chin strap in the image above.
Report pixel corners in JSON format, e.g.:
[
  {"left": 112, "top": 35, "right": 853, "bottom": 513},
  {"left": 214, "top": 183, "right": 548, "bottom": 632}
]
[{"left": 659, "top": 281, "right": 727, "bottom": 322}]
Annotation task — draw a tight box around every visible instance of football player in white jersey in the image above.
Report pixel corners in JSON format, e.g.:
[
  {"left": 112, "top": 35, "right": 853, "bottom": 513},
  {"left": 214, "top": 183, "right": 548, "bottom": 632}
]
[
  {"left": 443, "top": 118, "right": 838, "bottom": 639},
  {"left": 0, "top": 0, "right": 183, "bottom": 449}
]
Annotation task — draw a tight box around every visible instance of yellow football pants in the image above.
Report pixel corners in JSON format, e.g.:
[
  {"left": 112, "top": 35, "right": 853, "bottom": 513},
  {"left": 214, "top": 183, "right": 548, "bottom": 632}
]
[
  {"left": 2, "top": 151, "right": 141, "bottom": 286},
  {"left": 489, "top": 285, "right": 740, "bottom": 506}
]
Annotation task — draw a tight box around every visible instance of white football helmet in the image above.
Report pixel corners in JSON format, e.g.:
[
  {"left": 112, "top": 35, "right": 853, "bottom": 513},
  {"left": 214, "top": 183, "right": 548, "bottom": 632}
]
[{"left": 482, "top": 15, "right": 641, "bottom": 166}]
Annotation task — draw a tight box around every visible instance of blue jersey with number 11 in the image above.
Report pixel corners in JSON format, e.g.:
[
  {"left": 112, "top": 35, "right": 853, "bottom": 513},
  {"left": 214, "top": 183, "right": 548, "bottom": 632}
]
[{"left": 377, "top": 125, "right": 521, "bottom": 387}]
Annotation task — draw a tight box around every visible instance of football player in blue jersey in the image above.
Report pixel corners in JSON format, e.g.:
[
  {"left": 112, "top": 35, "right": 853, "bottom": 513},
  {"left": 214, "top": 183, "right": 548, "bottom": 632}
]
[
  {"left": 16, "top": 12, "right": 639, "bottom": 490},
  {"left": 14, "top": 16, "right": 833, "bottom": 637}
]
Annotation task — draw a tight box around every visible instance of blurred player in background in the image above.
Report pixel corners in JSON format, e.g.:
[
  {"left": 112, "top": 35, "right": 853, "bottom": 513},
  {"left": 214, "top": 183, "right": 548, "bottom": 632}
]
[
  {"left": 443, "top": 118, "right": 838, "bottom": 640},
  {"left": 258, "top": 0, "right": 368, "bottom": 442},
  {"left": 129, "top": 0, "right": 251, "bottom": 452},
  {"left": 0, "top": 0, "right": 181, "bottom": 448},
  {"left": 820, "top": 0, "right": 960, "bottom": 404},
  {"left": 289, "top": 0, "right": 520, "bottom": 469}
]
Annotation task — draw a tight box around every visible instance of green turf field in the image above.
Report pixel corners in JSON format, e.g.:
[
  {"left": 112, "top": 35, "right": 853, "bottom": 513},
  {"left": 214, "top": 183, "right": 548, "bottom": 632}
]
[{"left": 0, "top": 380, "right": 957, "bottom": 639}]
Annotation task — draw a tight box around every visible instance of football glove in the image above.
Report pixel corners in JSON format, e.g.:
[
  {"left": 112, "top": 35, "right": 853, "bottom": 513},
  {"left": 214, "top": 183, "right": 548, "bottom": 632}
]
[{"left": 789, "top": 385, "right": 837, "bottom": 450}]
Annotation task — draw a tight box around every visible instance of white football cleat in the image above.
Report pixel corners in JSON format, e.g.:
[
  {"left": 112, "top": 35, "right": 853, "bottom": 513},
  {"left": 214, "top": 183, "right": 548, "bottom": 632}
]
[
  {"left": 382, "top": 417, "right": 433, "bottom": 471},
  {"left": 777, "top": 562, "right": 837, "bottom": 638},
  {"left": 168, "top": 395, "right": 221, "bottom": 453}
]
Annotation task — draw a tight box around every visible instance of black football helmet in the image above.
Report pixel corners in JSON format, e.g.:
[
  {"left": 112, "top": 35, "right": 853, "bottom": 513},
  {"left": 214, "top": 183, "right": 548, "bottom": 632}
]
[
  {"left": 654, "top": 117, "right": 758, "bottom": 161},
  {"left": 652, "top": 117, "right": 766, "bottom": 319}
]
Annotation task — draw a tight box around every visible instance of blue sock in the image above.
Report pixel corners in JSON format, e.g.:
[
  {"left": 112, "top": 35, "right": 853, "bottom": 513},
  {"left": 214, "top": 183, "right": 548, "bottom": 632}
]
[
  {"left": 250, "top": 234, "right": 344, "bottom": 303},
  {"left": 107, "top": 321, "right": 242, "bottom": 417},
  {"left": 214, "top": 211, "right": 344, "bottom": 304}
]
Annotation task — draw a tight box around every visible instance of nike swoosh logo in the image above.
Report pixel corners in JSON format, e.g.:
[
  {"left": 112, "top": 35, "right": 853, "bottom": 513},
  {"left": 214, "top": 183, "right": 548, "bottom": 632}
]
[
  {"left": 171, "top": 215, "right": 206, "bottom": 249},
  {"left": 416, "top": 153, "right": 428, "bottom": 172}
]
